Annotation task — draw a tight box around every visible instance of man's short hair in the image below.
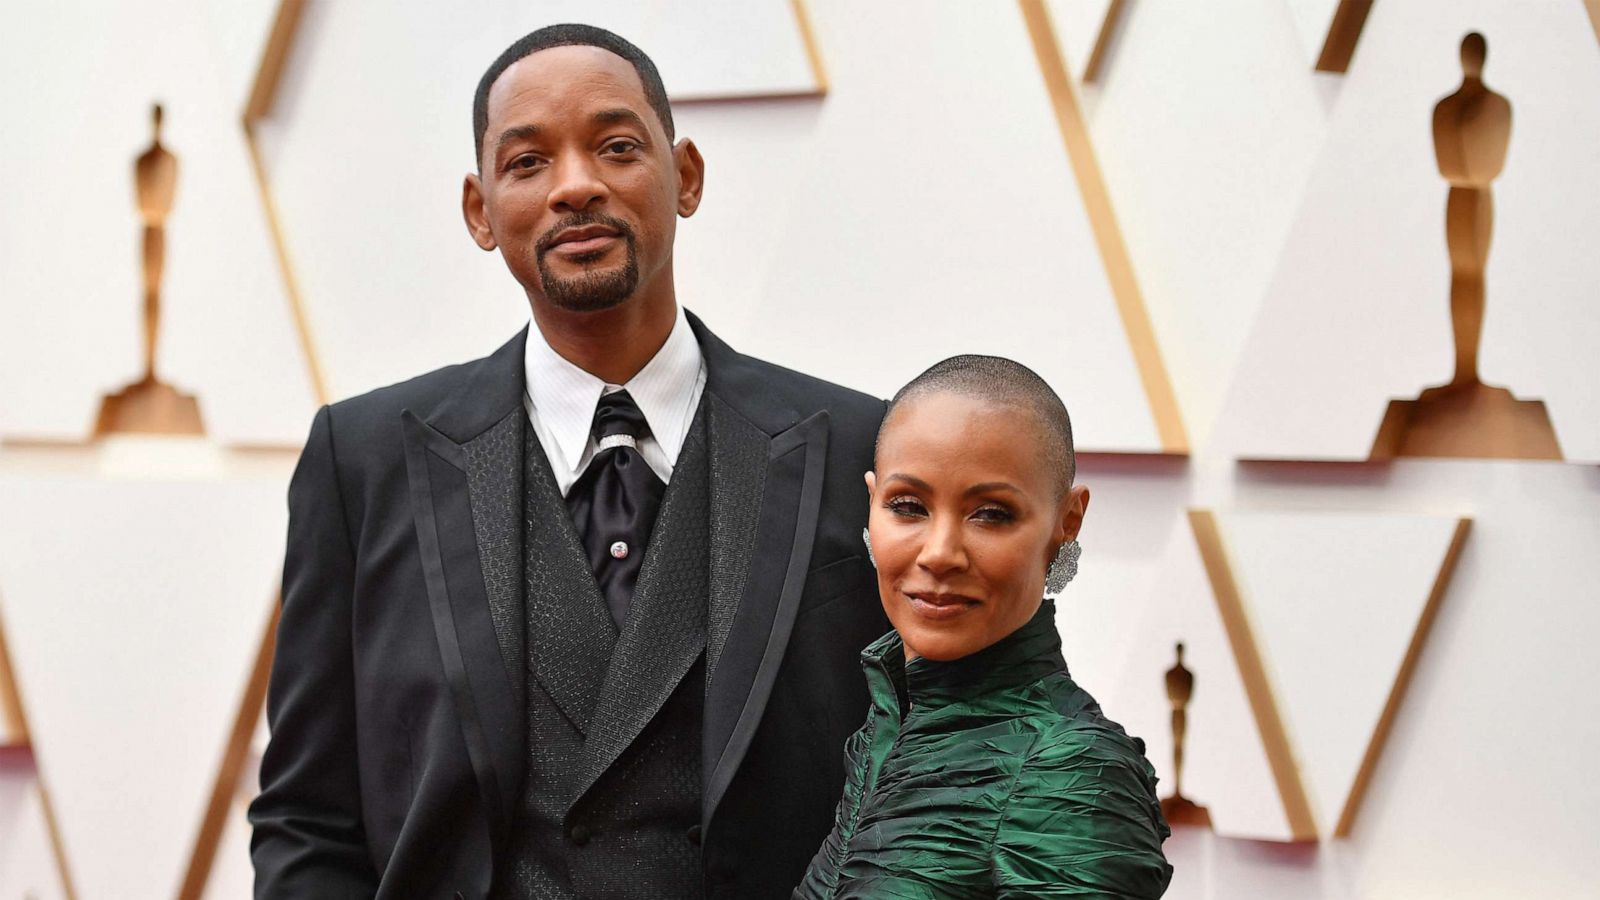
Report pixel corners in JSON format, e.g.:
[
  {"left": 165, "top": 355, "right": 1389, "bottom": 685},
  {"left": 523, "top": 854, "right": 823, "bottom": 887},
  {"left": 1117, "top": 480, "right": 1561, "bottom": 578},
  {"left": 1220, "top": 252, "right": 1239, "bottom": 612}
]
[
  {"left": 878, "top": 355, "right": 1076, "bottom": 494},
  {"left": 473, "top": 24, "right": 676, "bottom": 166}
]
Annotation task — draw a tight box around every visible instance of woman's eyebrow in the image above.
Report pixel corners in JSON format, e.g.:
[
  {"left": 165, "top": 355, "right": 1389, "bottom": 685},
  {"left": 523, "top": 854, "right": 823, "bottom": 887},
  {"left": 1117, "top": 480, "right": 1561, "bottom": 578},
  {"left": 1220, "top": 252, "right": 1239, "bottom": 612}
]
[
  {"left": 883, "top": 473, "right": 933, "bottom": 491},
  {"left": 883, "top": 474, "right": 1022, "bottom": 497},
  {"left": 964, "top": 481, "right": 1021, "bottom": 497}
]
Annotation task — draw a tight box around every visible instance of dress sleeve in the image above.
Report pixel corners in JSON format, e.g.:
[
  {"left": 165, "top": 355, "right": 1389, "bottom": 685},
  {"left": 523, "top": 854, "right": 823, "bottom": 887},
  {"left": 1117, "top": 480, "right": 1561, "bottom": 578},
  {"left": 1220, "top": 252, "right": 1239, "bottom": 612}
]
[{"left": 990, "top": 727, "right": 1173, "bottom": 899}]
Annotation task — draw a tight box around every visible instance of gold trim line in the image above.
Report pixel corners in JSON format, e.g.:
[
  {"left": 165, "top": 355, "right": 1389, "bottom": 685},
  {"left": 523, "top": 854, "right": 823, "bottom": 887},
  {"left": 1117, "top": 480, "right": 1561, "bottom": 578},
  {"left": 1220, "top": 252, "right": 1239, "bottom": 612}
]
[
  {"left": 1187, "top": 509, "right": 1317, "bottom": 840},
  {"left": 1018, "top": 0, "right": 1189, "bottom": 453}
]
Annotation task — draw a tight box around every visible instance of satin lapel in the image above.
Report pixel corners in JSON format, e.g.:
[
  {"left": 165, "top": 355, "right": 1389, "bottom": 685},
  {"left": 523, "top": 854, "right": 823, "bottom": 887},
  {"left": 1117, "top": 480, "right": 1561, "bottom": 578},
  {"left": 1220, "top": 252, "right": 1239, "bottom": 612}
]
[
  {"left": 401, "top": 410, "right": 521, "bottom": 838},
  {"left": 702, "top": 410, "right": 831, "bottom": 825},
  {"left": 572, "top": 403, "right": 712, "bottom": 801},
  {"left": 521, "top": 430, "right": 616, "bottom": 734},
  {"left": 705, "top": 395, "right": 769, "bottom": 680}
]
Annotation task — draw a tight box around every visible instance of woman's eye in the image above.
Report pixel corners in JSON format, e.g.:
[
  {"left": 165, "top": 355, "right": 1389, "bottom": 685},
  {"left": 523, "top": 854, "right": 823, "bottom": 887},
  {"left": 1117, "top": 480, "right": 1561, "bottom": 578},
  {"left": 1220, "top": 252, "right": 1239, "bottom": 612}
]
[
  {"left": 886, "top": 497, "right": 927, "bottom": 518},
  {"left": 971, "top": 505, "right": 1015, "bottom": 523}
]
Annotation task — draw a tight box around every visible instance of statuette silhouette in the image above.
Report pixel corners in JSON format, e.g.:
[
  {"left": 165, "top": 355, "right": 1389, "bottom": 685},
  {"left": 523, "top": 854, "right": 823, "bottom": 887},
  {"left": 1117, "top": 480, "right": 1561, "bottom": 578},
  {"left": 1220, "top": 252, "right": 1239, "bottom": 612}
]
[
  {"left": 94, "top": 104, "right": 205, "bottom": 437},
  {"left": 1159, "top": 642, "right": 1211, "bottom": 828},
  {"left": 1370, "top": 33, "right": 1560, "bottom": 460}
]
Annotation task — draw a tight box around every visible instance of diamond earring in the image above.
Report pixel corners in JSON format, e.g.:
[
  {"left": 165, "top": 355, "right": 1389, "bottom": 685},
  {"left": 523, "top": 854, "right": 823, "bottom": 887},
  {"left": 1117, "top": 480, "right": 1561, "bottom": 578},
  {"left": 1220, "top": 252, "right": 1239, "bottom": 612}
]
[
  {"left": 862, "top": 527, "right": 875, "bottom": 567},
  {"left": 1045, "top": 540, "right": 1081, "bottom": 594}
]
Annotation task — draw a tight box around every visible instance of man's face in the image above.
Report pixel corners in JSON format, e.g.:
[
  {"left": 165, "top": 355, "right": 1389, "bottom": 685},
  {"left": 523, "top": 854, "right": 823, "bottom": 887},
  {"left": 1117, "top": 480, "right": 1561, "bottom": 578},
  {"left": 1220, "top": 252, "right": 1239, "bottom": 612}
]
[{"left": 465, "top": 45, "right": 696, "bottom": 312}]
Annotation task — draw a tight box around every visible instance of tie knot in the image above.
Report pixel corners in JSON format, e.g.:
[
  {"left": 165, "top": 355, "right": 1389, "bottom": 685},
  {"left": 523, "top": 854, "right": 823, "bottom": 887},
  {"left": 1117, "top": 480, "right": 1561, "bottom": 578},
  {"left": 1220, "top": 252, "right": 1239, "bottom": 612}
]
[{"left": 591, "top": 390, "right": 652, "bottom": 444}]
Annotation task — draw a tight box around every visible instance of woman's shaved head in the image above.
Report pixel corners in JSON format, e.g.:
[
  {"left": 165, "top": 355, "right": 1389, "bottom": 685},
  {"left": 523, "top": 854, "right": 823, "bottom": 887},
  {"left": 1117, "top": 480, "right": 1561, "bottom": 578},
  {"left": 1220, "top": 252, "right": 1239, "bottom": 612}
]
[{"left": 877, "top": 355, "right": 1075, "bottom": 497}]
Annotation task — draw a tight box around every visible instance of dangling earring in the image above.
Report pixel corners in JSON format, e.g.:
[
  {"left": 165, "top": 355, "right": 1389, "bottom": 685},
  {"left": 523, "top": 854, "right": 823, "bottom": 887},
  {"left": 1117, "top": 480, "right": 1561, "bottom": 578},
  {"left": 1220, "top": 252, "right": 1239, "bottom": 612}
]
[
  {"left": 1045, "top": 540, "right": 1081, "bottom": 594},
  {"left": 863, "top": 527, "right": 876, "bottom": 567}
]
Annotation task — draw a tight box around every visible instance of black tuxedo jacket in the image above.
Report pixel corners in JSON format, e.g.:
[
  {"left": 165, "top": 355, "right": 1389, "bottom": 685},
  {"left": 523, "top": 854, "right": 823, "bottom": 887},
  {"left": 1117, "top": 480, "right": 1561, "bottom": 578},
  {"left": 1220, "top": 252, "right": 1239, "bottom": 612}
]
[{"left": 249, "top": 313, "right": 888, "bottom": 899}]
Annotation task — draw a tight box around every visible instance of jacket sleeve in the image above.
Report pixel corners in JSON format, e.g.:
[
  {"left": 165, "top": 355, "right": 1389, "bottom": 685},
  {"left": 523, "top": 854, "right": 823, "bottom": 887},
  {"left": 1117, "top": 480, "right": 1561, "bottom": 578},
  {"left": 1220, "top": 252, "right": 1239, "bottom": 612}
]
[
  {"left": 248, "top": 405, "right": 380, "bottom": 897},
  {"left": 991, "top": 728, "right": 1173, "bottom": 899}
]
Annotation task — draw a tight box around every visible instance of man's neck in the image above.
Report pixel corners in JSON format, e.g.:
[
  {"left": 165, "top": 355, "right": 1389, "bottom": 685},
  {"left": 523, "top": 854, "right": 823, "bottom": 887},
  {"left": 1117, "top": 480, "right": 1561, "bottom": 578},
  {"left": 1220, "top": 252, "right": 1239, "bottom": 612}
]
[{"left": 530, "top": 290, "right": 678, "bottom": 386}]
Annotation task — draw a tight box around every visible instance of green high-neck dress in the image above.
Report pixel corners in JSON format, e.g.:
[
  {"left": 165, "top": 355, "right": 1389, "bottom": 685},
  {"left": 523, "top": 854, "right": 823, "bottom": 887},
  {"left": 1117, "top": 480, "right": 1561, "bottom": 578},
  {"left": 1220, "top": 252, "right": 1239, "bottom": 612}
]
[{"left": 794, "top": 601, "right": 1172, "bottom": 899}]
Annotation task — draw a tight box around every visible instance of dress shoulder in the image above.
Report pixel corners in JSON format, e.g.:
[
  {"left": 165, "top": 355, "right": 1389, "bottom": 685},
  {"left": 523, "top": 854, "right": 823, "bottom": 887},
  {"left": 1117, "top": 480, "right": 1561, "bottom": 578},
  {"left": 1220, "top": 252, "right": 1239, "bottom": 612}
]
[{"left": 988, "top": 692, "right": 1173, "bottom": 898}]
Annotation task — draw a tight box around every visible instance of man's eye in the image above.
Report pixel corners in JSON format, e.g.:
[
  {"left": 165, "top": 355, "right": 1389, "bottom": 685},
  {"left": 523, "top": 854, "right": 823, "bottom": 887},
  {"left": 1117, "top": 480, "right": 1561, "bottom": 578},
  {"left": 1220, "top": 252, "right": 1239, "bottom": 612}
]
[
  {"left": 509, "top": 155, "right": 542, "bottom": 171},
  {"left": 604, "top": 140, "right": 639, "bottom": 155}
]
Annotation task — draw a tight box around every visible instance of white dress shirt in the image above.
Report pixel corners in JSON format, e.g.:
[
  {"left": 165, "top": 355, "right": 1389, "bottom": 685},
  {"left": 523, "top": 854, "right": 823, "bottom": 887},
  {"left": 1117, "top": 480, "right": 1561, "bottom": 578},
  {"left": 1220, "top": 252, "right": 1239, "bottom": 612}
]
[{"left": 523, "top": 305, "right": 707, "bottom": 497}]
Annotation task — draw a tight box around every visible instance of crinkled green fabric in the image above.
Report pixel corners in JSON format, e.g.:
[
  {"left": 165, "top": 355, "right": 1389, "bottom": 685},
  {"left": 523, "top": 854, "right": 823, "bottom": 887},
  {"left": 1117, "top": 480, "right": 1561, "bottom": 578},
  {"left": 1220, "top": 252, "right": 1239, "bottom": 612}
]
[{"left": 794, "top": 601, "right": 1172, "bottom": 899}]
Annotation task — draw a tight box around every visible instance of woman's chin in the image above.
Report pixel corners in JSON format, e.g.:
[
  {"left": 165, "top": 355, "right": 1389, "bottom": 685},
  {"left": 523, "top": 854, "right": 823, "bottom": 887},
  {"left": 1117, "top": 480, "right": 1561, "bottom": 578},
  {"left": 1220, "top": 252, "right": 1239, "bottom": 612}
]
[{"left": 899, "top": 626, "right": 983, "bottom": 662}]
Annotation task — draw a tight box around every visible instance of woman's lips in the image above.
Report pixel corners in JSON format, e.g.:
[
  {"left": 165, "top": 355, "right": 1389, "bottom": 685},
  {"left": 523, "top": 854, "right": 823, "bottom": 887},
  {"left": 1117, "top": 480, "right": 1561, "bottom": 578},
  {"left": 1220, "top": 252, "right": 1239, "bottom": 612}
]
[{"left": 904, "top": 591, "right": 980, "bottom": 621}]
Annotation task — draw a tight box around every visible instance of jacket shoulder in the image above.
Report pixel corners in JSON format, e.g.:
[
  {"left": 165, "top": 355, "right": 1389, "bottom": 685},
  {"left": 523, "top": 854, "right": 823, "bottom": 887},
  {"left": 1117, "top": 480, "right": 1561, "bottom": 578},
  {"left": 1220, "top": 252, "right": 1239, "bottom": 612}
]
[
  {"left": 735, "top": 356, "right": 886, "bottom": 435},
  {"left": 324, "top": 358, "right": 478, "bottom": 431},
  {"left": 304, "top": 356, "right": 488, "bottom": 489}
]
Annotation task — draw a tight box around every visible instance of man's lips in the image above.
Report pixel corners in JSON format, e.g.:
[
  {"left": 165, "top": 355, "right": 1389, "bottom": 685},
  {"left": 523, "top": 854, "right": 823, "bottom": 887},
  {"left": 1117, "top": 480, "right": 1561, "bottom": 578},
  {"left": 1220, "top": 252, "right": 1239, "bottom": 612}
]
[
  {"left": 904, "top": 591, "right": 981, "bottom": 621},
  {"left": 547, "top": 225, "right": 620, "bottom": 255}
]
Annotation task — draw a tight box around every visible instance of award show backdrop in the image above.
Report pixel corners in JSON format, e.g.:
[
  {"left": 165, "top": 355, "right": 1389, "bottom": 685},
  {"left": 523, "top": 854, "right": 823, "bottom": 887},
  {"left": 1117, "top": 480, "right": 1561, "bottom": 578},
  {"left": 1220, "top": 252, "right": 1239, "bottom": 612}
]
[{"left": 2, "top": 1, "right": 1598, "bottom": 897}]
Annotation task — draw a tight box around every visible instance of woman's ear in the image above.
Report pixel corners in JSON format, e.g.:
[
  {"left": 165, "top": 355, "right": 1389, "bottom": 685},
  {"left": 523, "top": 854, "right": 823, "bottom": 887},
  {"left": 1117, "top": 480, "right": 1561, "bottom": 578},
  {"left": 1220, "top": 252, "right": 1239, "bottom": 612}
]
[
  {"left": 863, "top": 470, "right": 877, "bottom": 502},
  {"left": 1058, "top": 483, "right": 1091, "bottom": 544}
]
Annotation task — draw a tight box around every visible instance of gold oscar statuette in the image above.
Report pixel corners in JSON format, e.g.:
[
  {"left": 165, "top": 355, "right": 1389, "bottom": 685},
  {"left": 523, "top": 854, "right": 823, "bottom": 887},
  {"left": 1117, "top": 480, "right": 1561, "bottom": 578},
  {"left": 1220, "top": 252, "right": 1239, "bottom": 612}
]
[
  {"left": 1160, "top": 642, "right": 1212, "bottom": 829},
  {"left": 1370, "top": 33, "right": 1561, "bottom": 461},
  {"left": 94, "top": 103, "right": 205, "bottom": 437}
]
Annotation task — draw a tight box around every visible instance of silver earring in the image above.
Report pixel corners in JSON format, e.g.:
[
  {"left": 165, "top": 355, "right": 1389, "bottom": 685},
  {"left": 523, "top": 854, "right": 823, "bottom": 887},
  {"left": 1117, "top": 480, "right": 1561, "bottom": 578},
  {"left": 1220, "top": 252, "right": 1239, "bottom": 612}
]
[
  {"left": 1045, "top": 540, "right": 1081, "bottom": 594},
  {"left": 863, "top": 527, "right": 876, "bottom": 567}
]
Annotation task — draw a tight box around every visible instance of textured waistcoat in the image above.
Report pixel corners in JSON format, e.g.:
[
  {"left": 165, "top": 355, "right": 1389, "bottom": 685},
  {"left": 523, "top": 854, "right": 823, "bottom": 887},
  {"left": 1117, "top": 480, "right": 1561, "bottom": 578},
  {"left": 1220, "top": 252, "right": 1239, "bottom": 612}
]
[{"left": 493, "top": 401, "right": 711, "bottom": 899}]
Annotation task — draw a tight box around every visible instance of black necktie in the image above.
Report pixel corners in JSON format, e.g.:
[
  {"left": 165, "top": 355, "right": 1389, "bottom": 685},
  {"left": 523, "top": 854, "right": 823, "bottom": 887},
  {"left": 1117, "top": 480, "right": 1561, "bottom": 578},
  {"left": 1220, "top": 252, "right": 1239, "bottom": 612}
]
[{"left": 565, "top": 390, "right": 667, "bottom": 628}]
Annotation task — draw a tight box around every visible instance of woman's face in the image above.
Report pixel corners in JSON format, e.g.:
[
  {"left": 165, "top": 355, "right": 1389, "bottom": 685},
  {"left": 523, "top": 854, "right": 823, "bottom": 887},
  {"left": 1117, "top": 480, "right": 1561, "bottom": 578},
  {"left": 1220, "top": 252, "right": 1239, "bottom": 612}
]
[{"left": 866, "top": 392, "right": 1089, "bottom": 661}]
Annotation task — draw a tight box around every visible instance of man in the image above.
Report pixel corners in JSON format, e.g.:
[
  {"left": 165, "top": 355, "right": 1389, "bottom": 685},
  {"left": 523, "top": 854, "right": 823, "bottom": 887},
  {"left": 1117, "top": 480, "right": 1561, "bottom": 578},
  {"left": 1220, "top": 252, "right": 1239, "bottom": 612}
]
[{"left": 249, "top": 24, "right": 887, "bottom": 900}]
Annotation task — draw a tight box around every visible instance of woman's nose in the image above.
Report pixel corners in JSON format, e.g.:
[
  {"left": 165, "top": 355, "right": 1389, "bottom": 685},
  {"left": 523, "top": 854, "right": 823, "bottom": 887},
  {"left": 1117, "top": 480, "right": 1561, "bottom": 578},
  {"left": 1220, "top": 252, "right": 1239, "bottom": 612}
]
[{"left": 916, "top": 516, "right": 968, "bottom": 575}]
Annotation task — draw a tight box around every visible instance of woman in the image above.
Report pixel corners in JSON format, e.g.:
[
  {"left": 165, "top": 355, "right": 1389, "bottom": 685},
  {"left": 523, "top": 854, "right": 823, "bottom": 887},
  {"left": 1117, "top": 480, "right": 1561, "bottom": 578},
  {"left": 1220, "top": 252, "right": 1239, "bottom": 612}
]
[{"left": 795, "top": 356, "right": 1172, "bottom": 899}]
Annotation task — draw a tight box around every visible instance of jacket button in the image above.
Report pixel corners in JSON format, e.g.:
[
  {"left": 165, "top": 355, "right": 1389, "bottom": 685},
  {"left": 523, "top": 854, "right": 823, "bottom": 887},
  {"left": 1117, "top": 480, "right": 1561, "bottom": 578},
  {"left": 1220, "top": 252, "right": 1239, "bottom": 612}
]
[
  {"left": 686, "top": 824, "right": 703, "bottom": 846},
  {"left": 568, "top": 824, "right": 591, "bottom": 846}
]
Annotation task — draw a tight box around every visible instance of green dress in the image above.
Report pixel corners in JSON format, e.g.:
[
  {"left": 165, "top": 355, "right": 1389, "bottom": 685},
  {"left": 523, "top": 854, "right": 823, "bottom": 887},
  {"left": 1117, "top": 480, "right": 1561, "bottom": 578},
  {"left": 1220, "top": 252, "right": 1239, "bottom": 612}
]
[{"left": 794, "top": 601, "right": 1172, "bottom": 899}]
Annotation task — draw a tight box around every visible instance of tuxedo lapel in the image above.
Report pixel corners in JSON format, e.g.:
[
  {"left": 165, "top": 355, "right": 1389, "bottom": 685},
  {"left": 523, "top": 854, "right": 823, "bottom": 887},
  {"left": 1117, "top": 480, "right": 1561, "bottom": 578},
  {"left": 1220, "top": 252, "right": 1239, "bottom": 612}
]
[
  {"left": 706, "top": 394, "right": 769, "bottom": 680},
  {"left": 400, "top": 328, "right": 528, "bottom": 838},
  {"left": 462, "top": 412, "right": 525, "bottom": 715},
  {"left": 686, "top": 313, "right": 835, "bottom": 827},
  {"left": 521, "top": 428, "right": 617, "bottom": 735}
]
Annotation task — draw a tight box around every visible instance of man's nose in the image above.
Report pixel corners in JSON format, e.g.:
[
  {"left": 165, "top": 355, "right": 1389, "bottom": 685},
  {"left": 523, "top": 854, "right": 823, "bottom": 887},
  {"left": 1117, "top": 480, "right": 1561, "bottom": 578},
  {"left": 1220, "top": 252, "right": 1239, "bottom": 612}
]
[
  {"left": 916, "top": 516, "right": 968, "bottom": 576},
  {"left": 547, "top": 154, "right": 607, "bottom": 212}
]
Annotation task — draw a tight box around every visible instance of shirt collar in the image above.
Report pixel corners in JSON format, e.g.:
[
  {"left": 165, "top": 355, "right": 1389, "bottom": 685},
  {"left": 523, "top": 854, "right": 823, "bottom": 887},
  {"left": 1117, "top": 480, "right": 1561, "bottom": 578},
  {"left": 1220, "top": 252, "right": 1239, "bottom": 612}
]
[
  {"left": 618, "top": 304, "right": 703, "bottom": 464},
  {"left": 523, "top": 305, "right": 704, "bottom": 472}
]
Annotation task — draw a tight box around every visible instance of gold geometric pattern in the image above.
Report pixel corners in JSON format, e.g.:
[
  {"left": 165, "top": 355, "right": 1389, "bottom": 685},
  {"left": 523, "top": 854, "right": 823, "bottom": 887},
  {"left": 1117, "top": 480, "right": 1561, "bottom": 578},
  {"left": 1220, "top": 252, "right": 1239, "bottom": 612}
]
[
  {"left": 1020, "top": 0, "right": 1190, "bottom": 453},
  {"left": 1313, "top": 0, "right": 1600, "bottom": 74},
  {"left": 1084, "top": 0, "right": 1130, "bottom": 83},
  {"left": 0, "top": 591, "right": 77, "bottom": 897},
  {"left": 1313, "top": 0, "right": 1375, "bottom": 73},
  {"left": 178, "top": 597, "right": 279, "bottom": 899},
  {"left": 1187, "top": 509, "right": 1471, "bottom": 840},
  {"left": 1187, "top": 510, "right": 1316, "bottom": 841}
]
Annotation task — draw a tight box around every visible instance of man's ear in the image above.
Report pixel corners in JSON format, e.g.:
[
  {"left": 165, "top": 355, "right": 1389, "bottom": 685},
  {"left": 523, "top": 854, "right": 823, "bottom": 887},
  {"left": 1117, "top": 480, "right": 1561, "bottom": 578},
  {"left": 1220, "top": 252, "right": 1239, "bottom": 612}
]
[
  {"left": 463, "top": 173, "right": 497, "bottom": 251},
  {"left": 673, "top": 138, "right": 705, "bottom": 217}
]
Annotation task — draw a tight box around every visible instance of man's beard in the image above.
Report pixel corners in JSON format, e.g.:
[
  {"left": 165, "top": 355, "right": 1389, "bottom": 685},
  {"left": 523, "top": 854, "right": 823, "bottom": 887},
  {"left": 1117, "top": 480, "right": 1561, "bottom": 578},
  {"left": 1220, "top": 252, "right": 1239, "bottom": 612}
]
[{"left": 534, "top": 213, "right": 640, "bottom": 312}]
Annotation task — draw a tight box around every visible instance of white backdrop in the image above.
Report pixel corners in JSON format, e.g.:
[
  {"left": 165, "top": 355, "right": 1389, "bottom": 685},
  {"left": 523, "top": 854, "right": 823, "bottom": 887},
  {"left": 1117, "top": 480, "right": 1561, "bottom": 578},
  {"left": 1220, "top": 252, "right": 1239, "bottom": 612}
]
[{"left": 2, "top": 1, "right": 1598, "bottom": 897}]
